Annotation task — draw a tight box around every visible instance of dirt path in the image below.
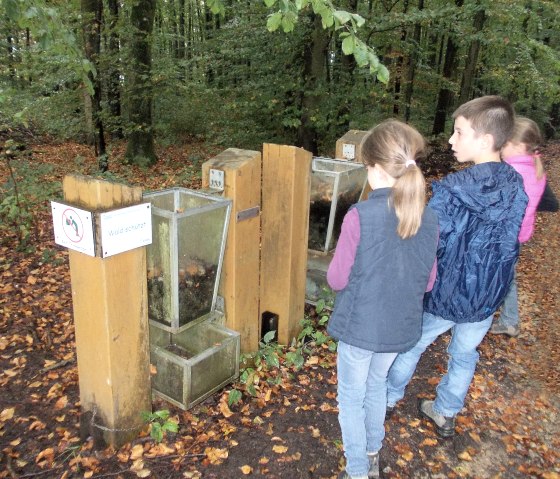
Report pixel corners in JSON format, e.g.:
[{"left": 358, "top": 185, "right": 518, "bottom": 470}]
[{"left": 0, "top": 139, "right": 559, "bottom": 479}]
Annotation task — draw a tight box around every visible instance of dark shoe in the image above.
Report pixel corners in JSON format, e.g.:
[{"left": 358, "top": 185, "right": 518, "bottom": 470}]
[
  {"left": 385, "top": 405, "right": 395, "bottom": 420},
  {"left": 418, "top": 399, "right": 455, "bottom": 438},
  {"left": 489, "top": 322, "right": 520, "bottom": 337},
  {"left": 367, "top": 452, "right": 380, "bottom": 478},
  {"left": 338, "top": 472, "right": 368, "bottom": 479}
]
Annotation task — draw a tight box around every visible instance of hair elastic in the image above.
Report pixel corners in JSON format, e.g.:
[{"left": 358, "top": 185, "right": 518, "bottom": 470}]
[{"left": 405, "top": 159, "right": 416, "bottom": 168}]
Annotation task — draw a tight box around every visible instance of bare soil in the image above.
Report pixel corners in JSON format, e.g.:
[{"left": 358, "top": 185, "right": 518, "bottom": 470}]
[{"left": 0, "top": 139, "right": 559, "bottom": 479}]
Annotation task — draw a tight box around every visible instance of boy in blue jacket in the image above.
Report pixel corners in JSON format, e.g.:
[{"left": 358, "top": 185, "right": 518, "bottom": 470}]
[{"left": 386, "top": 96, "right": 528, "bottom": 437}]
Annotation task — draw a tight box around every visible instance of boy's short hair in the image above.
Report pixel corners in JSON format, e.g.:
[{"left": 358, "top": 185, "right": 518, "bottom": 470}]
[{"left": 453, "top": 96, "right": 515, "bottom": 151}]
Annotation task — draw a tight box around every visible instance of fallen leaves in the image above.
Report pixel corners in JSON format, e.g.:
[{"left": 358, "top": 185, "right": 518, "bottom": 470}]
[
  {"left": 1, "top": 407, "right": 15, "bottom": 421},
  {"left": 204, "top": 447, "right": 228, "bottom": 465}
]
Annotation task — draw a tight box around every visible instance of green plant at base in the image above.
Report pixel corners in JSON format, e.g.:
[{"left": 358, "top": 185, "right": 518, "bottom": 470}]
[
  {"left": 141, "top": 410, "right": 178, "bottom": 443},
  {"left": 236, "top": 303, "right": 336, "bottom": 400}
]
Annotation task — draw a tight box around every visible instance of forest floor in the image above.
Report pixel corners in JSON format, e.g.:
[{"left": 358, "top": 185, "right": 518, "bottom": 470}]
[{"left": 0, "top": 136, "right": 559, "bottom": 479}]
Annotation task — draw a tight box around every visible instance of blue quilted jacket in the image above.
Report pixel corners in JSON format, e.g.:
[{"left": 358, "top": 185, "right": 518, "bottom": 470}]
[{"left": 424, "top": 162, "right": 528, "bottom": 323}]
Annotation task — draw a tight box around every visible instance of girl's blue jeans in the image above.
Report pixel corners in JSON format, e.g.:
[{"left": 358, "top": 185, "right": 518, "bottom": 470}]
[
  {"left": 386, "top": 312, "right": 493, "bottom": 417},
  {"left": 336, "top": 341, "right": 397, "bottom": 477}
]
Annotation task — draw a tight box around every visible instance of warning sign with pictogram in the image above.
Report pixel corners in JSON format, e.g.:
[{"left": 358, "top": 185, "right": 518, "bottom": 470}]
[{"left": 51, "top": 201, "right": 95, "bottom": 257}]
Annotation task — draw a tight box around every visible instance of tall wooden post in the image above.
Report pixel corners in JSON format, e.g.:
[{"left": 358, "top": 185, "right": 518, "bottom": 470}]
[
  {"left": 336, "top": 129, "right": 371, "bottom": 199},
  {"left": 260, "top": 144, "right": 312, "bottom": 345},
  {"left": 63, "top": 174, "right": 151, "bottom": 447},
  {"left": 335, "top": 129, "right": 369, "bottom": 162},
  {"left": 201, "top": 149, "right": 262, "bottom": 353}
]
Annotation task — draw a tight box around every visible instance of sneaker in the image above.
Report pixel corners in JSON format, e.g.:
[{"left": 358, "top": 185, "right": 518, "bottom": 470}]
[
  {"left": 385, "top": 405, "right": 395, "bottom": 421},
  {"left": 367, "top": 452, "right": 380, "bottom": 478},
  {"left": 338, "top": 472, "right": 368, "bottom": 479},
  {"left": 418, "top": 399, "right": 455, "bottom": 438},
  {"left": 489, "top": 322, "right": 520, "bottom": 337}
]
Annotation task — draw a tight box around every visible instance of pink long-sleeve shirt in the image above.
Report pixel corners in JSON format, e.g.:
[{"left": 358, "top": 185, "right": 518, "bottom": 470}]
[
  {"left": 327, "top": 208, "right": 438, "bottom": 292},
  {"left": 504, "top": 154, "right": 546, "bottom": 243}
]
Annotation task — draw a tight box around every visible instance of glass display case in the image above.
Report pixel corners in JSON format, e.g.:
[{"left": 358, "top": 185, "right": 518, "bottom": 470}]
[
  {"left": 308, "top": 158, "right": 367, "bottom": 253},
  {"left": 149, "top": 322, "right": 240, "bottom": 410},
  {"left": 144, "top": 188, "right": 232, "bottom": 333}
]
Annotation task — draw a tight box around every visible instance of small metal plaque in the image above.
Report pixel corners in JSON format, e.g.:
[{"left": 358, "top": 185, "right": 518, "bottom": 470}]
[
  {"left": 236, "top": 206, "right": 260, "bottom": 222},
  {"left": 209, "top": 169, "right": 225, "bottom": 191},
  {"left": 342, "top": 143, "right": 356, "bottom": 160}
]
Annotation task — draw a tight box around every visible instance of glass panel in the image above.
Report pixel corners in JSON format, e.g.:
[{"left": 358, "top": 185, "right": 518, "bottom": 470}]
[
  {"left": 308, "top": 158, "right": 366, "bottom": 253},
  {"left": 150, "top": 350, "right": 184, "bottom": 403},
  {"left": 147, "top": 190, "right": 176, "bottom": 212},
  {"left": 177, "top": 204, "right": 229, "bottom": 327},
  {"left": 144, "top": 188, "right": 230, "bottom": 331},
  {"left": 329, "top": 167, "right": 367, "bottom": 251},
  {"left": 309, "top": 168, "right": 336, "bottom": 252},
  {"left": 147, "top": 214, "right": 173, "bottom": 326}
]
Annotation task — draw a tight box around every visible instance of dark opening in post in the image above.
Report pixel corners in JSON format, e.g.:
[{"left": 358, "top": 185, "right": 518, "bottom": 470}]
[{"left": 261, "top": 311, "right": 279, "bottom": 341}]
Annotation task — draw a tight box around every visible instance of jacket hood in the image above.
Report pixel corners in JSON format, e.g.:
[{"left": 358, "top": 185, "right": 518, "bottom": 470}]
[{"left": 433, "top": 162, "right": 523, "bottom": 222}]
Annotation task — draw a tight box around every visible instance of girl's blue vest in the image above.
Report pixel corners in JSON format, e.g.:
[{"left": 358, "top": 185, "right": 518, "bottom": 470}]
[{"left": 327, "top": 188, "right": 439, "bottom": 353}]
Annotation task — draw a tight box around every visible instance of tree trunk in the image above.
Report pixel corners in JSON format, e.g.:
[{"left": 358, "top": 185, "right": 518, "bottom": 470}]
[
  {"left": 392, "top": 0, "right": 410, "bottom": 116},
  {"left": 81, "top": 0, "right": 107, "bottom": 171},
  {"left": 458, "top": 6, "right": 486, "bottom": 105},
  {"left": 334, "top": 0, "right": 358, "bottom": 132},
  {"left": 404, "top": 0, "right": 424, "bottom": 122},
  {"left": 124, "top": 0, "right": 157, "bottom": 167},
  {"left": 107, "top": 0, "right": 122, "bottom": 139},
  {"left": 432, "top": 0, "right": 464, "bottom": 136},
  {"left": 297, "top": 14, "right": 330, "bottom": 155}
]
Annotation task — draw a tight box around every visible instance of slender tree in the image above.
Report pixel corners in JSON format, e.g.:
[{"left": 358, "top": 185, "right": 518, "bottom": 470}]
[
  {"left": 458, "top": 4, "right": 485, "bottom": 105},
  {"left": 297, "top": 14, "right": 330, "bottom": 154},
  {"left": 106, "top": 0, "right": 122, "bottom": 139},
  {"left": 124, "top": 0, "right": 157, "bottom": 167},
  {"left": 432, "top": 0, "right": 464, "bottom": 135},
  {"left": 81, "top": 0, "right": 107, "bottom": 171}
]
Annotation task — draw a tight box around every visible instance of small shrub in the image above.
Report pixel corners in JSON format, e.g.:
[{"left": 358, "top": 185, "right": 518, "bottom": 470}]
[{"left": 141, "top": 410, "right": 179, "bottom": 443}]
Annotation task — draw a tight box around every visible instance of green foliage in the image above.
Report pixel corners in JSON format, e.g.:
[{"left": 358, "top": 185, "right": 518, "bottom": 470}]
[
  {"left": 141, "top": 410, "right": 179, "bottom": 443},
  {"left": 261, "top": 0, "right": 387, "bottom": 82},
  {"left": 0, "top": 141, "right": 61, "bottom": 249},
  {"left": 236, "top": 304, "right": 336, "bottom": 401}
]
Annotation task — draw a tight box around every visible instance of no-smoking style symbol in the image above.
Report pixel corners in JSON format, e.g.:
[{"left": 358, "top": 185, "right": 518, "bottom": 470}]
[{"left": 62, "top": 208, "right": 84, "bottom": 242}]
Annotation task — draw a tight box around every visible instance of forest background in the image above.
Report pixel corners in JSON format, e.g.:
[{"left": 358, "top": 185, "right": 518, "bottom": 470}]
[
  {"left": 1, "top": 1, "right": 560, "bottom": 478},
  {"left": 1, "top": 0, "right": 560, "bottom": 173}
]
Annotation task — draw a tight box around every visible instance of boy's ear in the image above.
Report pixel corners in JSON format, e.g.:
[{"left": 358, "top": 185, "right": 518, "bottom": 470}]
[{"left": 480, "top": 133, "right": 497, "bottom": 151}]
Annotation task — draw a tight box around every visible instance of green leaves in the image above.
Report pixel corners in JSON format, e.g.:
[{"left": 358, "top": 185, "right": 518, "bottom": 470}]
[
  {"left": 207, "top": 0, "right": 225, "bottom": 15},
  {"left": 262, "top": 0, "right": 387, "bottom": 81},
  {"left": 141, "top": 410, "right": 179, "bottom": 443}
]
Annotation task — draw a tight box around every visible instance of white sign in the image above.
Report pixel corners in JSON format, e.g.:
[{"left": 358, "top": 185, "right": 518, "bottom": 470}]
[
  {"left": 209, "top": 169, "right": 225, "bottom": 191},
  {"left": 342, "top": 143, "right": 356, "bottom": 160},
  {"left": 51, "top": 201, "right": 96, "bottom": 257},
  {"left": 99, "top": 203, "right": 152, "bottom": 258}
]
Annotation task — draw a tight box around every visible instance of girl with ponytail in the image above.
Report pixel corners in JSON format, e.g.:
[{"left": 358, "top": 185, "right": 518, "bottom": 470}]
[
  {"left": 490, "top": 116, "right": 547, "bottom": 337},
  {"left": 327, "top": 120, "right": 439, "bottom": 479}
]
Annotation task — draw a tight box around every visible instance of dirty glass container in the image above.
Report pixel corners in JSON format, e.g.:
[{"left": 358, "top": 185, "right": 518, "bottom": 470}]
[
  {"left": 144, "top": 188, "right": 231, "bottom": 333},
  {"left": 308, "top": 158, "right": 367, "bottom": 253},
  {"left": 149, "top": 322, "right": 240, "bottom": 410}
]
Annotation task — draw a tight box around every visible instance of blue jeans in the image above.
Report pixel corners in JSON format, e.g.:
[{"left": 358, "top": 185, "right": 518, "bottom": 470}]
[
  {"left": 499, "top": 268, "right": 519, "bottom": 328},
  {"left": 386, "top": 312, "right": 493, "bottom": 417},
  {"left": 336, "top": 341, "right": 397, "bottom": 477}
]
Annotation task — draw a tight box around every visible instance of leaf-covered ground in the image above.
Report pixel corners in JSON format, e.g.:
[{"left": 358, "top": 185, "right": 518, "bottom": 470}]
[{"left": 1, "top": 138, "right": 559, "bottom": 479}]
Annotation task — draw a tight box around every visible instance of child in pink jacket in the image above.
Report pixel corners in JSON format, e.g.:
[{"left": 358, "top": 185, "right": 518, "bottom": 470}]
[{"left": 490, "top": 117, "right": 546, "bottom": 337}]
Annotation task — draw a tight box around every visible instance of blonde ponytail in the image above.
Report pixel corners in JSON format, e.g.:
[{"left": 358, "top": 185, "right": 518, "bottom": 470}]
[
  {"left": 393, "top": 165, "right": 426, "bottom": 239},
  {"left": 361, "top": 120, "right": 427, "bottom": 239}
]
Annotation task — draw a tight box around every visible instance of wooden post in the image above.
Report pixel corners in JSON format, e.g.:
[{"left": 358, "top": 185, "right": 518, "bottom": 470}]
[
  {"left": 336, "top": 129, "right": 372, "bottom": 199},
  {"left": 335, "top": 129, "right": 369, "bottom": 162},
  {"left": 260, "top": 144, "right": 312, "bottom": 345},
  {"left": 63, "top": 174, "right": 151, "bottom": 447},
  {"left": 201, "top": 149, "right": 262, "bottom": 353}
]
